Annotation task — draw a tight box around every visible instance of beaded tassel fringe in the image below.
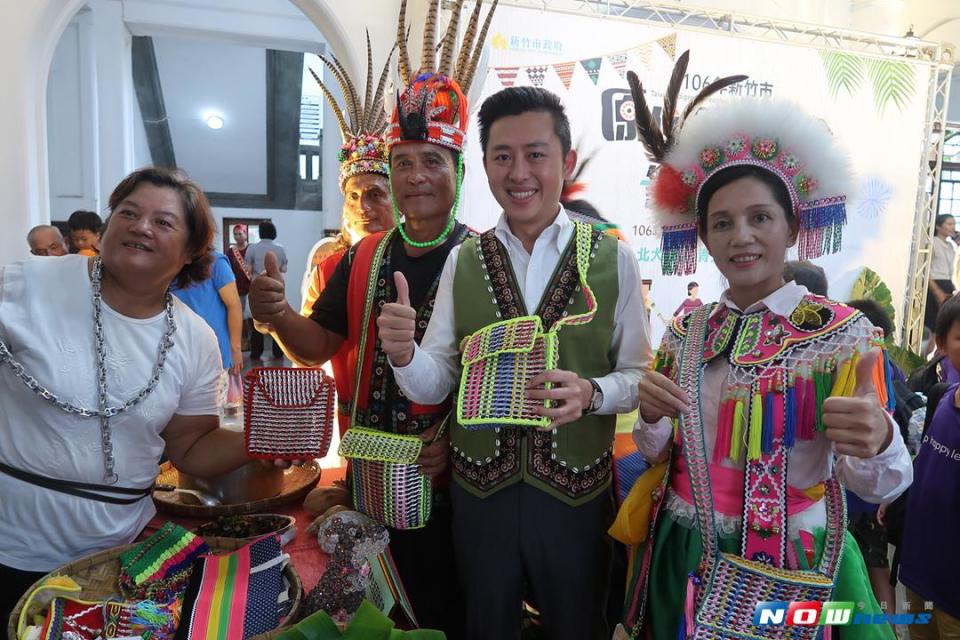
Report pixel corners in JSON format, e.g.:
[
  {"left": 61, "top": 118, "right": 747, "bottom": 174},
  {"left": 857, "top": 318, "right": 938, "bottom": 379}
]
[
  {"left": 797, "top": 196, "right": 846, "bottom": 260},
  {"left": 713, "top": 349, "right": 893, "bottom": 463},
  {"left": 661, "top": 223, "right": 698, "bottom": 276}
]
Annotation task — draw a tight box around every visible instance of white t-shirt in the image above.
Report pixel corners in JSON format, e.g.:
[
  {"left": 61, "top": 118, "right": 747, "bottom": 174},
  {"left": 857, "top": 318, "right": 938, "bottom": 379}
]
[
  {"left": 0, "top": 256, "right": 222, "bottom": 570},
  {"left": 930, "top": 235, "right": 957, "bottom": 281}
]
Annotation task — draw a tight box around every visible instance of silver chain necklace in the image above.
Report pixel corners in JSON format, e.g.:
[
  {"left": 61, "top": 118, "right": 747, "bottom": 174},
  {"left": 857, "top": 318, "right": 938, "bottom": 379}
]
[{"left": 0, "top": 257, "right": 177, "bottom": 483}]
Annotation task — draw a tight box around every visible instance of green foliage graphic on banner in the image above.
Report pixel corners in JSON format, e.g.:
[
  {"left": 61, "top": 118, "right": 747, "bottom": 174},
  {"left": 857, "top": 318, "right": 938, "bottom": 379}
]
[
  {"left": 820, "top": 51, "right": 865, "bottom": 99},
  {"left": 867, "top": 58, "right": 916, "bottom": 113},
  {"left": 819, "top": 51, "right": 916, "bottom": 115}
]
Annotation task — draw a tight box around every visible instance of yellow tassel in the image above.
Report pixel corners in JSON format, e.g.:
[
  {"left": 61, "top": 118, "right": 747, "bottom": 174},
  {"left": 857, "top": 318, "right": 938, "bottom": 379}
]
[
  {"left": 730, "top": 398, "right": 745, "bottom": 462},
  {"left": 747, "top": 392, "right": 762, "bottom": 461},
  {"left": 830, "top": 356, "right": 852, "bottom": 397},
  {"left": 841, "top": 351, "right": 860, "bottom": 397}
]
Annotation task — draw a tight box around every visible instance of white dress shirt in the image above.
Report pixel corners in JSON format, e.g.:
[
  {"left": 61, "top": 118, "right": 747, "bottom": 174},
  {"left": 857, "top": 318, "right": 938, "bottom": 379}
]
[
  {"left": 392, "top": 208, "right": 652, "bottom": 414},
  {"left": 632, "top": 281, "right": 913, "bottom": 505}
]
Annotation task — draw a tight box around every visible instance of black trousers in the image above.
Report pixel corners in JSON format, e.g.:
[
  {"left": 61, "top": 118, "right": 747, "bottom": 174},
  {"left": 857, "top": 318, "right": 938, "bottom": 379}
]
[
  {"left": 1, "top": 563, "right": 47, "bottom": 627},
  {"left": 451, "top": 481, "right": 614, "bottom": 640},
  {"left": 250, "top": 329, "right": 283, "bottom": 359},
  {"left": 388, "top": 493, "right": 465, "bottom": 639}
]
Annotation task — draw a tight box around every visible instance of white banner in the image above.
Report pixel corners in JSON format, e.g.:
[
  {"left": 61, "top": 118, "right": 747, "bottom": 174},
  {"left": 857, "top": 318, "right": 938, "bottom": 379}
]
[{"left": 454, "top": 5, "right": 932, "bottom": 343}]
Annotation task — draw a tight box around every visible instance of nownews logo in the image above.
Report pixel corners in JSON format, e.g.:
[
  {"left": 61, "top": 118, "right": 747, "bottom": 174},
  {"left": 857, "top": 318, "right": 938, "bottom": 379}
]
[{"left": 753, "top": 602, "right": 932, "bottom": 627}]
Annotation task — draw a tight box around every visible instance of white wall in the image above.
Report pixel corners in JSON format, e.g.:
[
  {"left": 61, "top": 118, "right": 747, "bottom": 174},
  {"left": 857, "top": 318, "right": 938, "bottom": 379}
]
[
  {"left": 152, "top": 35, "right": 269, "bottom": 194},
  {"left": 46, "top": 11, "right": 99, "bottom": 220}
]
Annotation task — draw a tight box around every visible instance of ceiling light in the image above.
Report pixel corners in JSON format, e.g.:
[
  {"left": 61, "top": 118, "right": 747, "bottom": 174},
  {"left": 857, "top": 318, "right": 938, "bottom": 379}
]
[{"left": 206, "top": 114, "right": 224, "bottom": 130}]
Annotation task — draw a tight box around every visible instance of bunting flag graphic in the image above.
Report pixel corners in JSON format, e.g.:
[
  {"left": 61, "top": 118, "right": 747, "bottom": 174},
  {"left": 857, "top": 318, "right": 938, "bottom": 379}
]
[
  {"left": 526, "top": 65, "right": 547, "bottom": 87},
  {"left": 607, "top": 52, "right": 628, "bottom": 79},
  {"left": 553, "top": 61, "right": 577, "bottom": 90},
  {"left": 633, "top": 43, "right": 653, "bottom": 69},
  {"left": 496, "top": 67, "right": 519, "bottom": 87},
  {"left": 580, "top": 57, "right": 603, "bottom": 85},
  {"left": 657, "top": 33, "right": 677, "bottom": 60}
]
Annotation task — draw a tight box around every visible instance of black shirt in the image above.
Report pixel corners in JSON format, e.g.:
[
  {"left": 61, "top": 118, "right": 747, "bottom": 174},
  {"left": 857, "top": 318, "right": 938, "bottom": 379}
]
[{"left": 310, "top": 223, "right": 468, "bottom": 337}]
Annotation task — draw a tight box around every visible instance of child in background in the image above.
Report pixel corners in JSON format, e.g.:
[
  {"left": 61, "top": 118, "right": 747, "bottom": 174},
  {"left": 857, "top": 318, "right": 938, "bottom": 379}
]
[
  {"left": 67, "top": 210, "right": 103, "bottom": 256},
  {"left": 898, "top": 295, "right": 960, "bottom": 639}
]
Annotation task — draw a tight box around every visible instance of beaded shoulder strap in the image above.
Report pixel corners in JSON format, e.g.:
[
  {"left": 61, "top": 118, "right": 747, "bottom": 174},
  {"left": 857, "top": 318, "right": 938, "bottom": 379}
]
[
  {"left": 677, "top": 304, "right": 845, "bottom": 577},
  {"left": 553, "top": 221, "right": 599, "bottom": 330}
]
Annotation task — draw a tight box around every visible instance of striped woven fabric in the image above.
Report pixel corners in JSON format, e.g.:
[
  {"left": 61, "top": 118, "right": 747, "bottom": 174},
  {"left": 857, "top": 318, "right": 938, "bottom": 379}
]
[
  {"left": 119, "top": 522, "right": 210, "bottom": 602},
  {"left": 176, "top": 535, "right": 287, "bottom": 640}
]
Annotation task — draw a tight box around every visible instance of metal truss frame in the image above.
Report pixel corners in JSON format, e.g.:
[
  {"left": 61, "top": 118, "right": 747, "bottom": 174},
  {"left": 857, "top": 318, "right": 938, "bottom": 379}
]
[{"left": 497, "top": 0, "right": 954, "bottom": 349}]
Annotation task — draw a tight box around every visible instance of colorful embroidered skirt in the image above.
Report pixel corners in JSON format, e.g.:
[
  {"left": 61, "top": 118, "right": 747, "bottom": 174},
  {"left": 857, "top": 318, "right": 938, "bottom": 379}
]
[{"left": 640, "top": 509, "right": 893, "bottom": 640}]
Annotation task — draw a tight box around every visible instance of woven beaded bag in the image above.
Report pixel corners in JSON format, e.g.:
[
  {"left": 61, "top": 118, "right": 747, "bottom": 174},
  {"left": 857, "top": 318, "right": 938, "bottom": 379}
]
[
  {"left": 455, "top": 221, "right": 598, "bottom": 429},
  {"left": 338, "top": 426, "right": 443, "bottom": 530},
  {"left": 676, "top": 305, "right": 847, "bottom": 640},
  {"left": 244, "top": 366, "right": 336, "bottom": 459},
  {"left": 337, "top": 232, "right": 447, "bottom": 529}
]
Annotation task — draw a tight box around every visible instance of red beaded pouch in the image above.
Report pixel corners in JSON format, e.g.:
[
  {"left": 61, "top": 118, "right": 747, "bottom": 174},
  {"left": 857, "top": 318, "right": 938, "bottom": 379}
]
[{"left": 244, "top": 367, "right": 335, "bottom": 460}]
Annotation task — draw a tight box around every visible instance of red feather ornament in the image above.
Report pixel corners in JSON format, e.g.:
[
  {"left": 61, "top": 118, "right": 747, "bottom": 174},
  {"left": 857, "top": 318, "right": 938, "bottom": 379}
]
[{"left": 651, "top": 165, "right": 693, "bottom": 213}]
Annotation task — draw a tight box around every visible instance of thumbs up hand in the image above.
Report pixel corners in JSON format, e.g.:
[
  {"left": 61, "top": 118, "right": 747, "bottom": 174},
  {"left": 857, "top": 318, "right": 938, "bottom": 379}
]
[
  {"left": 822, "top": 349, "right": 893, "bottom": 458},
  {"left": 377, "top": 271, "right": 417, "bottom": 367},
  {"left": 249, "top": 251, "right": 289, "bottom": 325}
]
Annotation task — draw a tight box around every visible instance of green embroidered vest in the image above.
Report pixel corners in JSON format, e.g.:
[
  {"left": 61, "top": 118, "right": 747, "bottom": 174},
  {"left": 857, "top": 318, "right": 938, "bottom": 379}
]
[{"left": 451, "top": 225, "right": 619, "bottom": 506}]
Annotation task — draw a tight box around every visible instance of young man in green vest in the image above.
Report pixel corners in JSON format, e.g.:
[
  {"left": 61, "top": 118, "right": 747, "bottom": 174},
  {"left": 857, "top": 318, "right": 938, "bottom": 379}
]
[{"left": 379, "top": 86, "right": 654, "bottom": 640}]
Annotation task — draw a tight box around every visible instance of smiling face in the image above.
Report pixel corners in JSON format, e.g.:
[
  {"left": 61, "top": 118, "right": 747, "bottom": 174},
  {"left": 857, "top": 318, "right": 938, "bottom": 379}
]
[
  {"left": 483, "top": 110, "right": 575, "bottom": 227},
  {"left": 702, "top": 176, "right": 797, "bottom": 307},
  {"left": 100, "top": 183, "right": 192, "bottom": 287},
  {"left": 342, "top": 173, "right": 393, "bottom": 240},
  {"left": 389, "top": 142, "right": 458, "bottom": 224}
]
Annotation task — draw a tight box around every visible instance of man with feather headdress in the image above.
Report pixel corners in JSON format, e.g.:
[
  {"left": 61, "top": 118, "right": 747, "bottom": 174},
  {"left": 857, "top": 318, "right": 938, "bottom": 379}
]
[
  {"left": 249, "top": 2, "right": 498, "bottom": 636},
  {"left": 298, "top": 33, "right": 396, "bottom": 317}
]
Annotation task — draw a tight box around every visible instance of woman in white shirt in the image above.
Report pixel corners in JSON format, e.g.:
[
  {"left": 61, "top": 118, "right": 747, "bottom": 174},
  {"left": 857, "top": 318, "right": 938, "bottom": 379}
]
[
  {"left": 0, "top": 168, "right": 259, "bottom": 619},
  {"left": 925, "top": 213, "right": 956, "bottom": 335}
]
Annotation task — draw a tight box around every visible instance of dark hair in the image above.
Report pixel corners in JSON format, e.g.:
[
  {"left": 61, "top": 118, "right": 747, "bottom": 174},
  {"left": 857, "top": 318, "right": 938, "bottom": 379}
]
[
  {"left": 478, "top": 87, "right": 572, "bottom": 158},
  {"left": 106, "top": 167, "right": 215, "bottom": 289},
  {"left": 783, "top": 260, "right": 828, "bottom": 296},
  {"left": 697, "top": 165, "right": 793, "bottom": 235},
  {"left": 847, "top": 299, "right": 893, "bottom": 337},
  {"left": 935, "top": 294, "right": 960, "bottom": 339},
  {"left": 68, "top": 210, "right": 103, "bottom": 233},
  {"left": 935, "top": 214, "right": 954, "bottom": 230},
  {"left": 688, "top": 282, "right": 699, "bottom": 293},
  {"left": 259, "top": 221, "right": 277, "bottom": 240},
  {"left": 563, "top": 199, "right": 606, "bottom": 222}
]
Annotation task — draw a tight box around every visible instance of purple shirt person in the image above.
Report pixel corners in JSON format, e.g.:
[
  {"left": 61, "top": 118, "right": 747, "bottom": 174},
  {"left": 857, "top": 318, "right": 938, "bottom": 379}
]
[{"left": 899, "top": 383, "right": 960, "bottom": 621}]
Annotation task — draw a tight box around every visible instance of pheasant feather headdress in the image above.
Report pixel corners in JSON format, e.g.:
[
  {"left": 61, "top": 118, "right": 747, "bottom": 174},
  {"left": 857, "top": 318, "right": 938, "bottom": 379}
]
[
  {"left": 386, "top": 0, "right": 499, "bottom": 152},
  {"left": 629, "top": 51, "right": 850, "bottom": 275},
  {"left": 310, "top": 31, "right": 395, "bottom": 190}
]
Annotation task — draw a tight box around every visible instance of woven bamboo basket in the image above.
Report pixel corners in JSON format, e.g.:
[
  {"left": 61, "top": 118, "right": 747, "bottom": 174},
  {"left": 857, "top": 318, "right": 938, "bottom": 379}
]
[{"left": 6, "top": 536, "right": 301, "bottom": 640}]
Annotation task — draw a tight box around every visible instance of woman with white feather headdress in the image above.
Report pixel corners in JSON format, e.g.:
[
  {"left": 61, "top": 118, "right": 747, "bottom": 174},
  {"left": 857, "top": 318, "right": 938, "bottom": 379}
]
[{"left": 617, "top": 52, "right": 911, "bottom": 640}]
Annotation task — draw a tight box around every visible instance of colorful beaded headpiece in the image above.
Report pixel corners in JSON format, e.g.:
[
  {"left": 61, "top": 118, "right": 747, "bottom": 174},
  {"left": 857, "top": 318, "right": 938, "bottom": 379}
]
[
  {"left": 386, "top": 0, "right": 498, "bottom": 248},
  {"left": 309, "top": 32, "right": 394, "bottom": 191},
  {"left": 629, "top": 51, "right": 851, "bottom": 275},
  {"left": 386, "top": 0, "right": 498, "bottom": 152}
]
